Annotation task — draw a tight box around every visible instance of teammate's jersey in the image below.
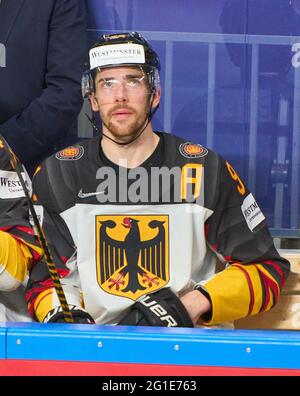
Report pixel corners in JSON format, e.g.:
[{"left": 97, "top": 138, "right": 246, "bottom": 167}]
[
  {"left": 26, "top": 132, "right": 290, "bottom": 325},
  {"left": 0, "top": 137, "right": 42, "bottom": 264},
  {"left": 0, "top": 136, "right": 42, "bottom": 321}
]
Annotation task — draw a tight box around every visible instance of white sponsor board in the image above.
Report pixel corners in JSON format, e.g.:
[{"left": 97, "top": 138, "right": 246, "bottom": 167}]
[
  {"left": 241, "top": 193, "right": 265, "bottom": 231},
  {"left": 89, "top": 43, "right": 145, "bottom": 69}
]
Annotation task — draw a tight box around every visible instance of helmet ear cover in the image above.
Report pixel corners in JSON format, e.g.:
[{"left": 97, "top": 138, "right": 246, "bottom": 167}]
[{"left": 81, "top": 68, "right": 94, "bottom": 98}]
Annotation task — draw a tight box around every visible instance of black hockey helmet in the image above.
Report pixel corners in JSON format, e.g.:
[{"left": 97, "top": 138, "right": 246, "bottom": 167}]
[{"left": 82, "top": 32, "right": 160, "bottom": 98}]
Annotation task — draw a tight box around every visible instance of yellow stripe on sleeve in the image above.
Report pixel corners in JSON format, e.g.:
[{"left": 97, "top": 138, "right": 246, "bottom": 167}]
[
  {"left": 202, "top": 263, "right": 264, "bottom": 325},
  {"left": 0, "top": 230, "right": 32, "bottom": 283},
  {"left": 33, "top": 288, "right": 55, "bottom": 322}
]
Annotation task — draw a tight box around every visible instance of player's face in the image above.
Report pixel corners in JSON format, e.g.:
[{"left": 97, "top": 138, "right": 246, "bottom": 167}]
[{"left": 90, "top": 66, "right": 160, "bottom": 142}]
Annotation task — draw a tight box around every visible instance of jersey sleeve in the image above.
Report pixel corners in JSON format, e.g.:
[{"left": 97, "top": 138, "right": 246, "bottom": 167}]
[
  {"left": 0, "top": 137, "right": 43, "bottom": 291},
  {"left": 25, "top": 163, "right": 82, "bottom": 322},
  {"left": 202, "top": 158, "right": 290, "bottom": 325},
  {"left": 0, "top": 138, "right": 42, "bottom": 256}
]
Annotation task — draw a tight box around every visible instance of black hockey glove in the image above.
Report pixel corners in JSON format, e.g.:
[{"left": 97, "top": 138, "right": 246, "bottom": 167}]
[
  {"left": 43, "top": 305, "right": 95, "bottom": 324},
  {"left": 118, "top": 288, "right": 194, "bottom": 328}
]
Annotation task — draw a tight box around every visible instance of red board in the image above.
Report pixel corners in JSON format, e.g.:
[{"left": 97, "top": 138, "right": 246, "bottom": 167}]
[{"left": 1, "top": 360, "right": 300, "bottom": 376}]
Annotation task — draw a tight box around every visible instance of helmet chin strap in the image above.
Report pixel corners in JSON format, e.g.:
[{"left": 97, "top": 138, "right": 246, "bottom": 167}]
[{"left": 85, "top": 95, "right": 159, "bottom": 146}]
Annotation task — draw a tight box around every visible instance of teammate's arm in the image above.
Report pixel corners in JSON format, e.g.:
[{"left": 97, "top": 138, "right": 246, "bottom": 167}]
[{"left": 0, "top": 137, "right": 43, "bottom": 291}]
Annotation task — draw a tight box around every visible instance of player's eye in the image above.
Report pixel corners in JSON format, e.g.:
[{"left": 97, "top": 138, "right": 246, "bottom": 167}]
[
  {"left": 126, "top": 78, "right": 140, "bottom": 87},
  {"left": 101, "top": 79, "right": 117, "bottom": 89},
  {"left": 126, "top": 75, "right": 145, "bottom": 88}
]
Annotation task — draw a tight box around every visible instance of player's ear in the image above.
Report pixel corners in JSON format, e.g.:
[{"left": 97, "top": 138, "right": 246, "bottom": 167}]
[
  {"left": 152, "top": 88, "right": 161, "bottom": 109},
  {"left": 90, "top": 93, "right": 100, "bottom": 112}
]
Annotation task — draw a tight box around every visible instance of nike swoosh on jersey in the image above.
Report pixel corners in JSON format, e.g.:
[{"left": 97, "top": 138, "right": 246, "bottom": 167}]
[{"left": 78, "top": 189, "right": 105, "bottom": 198}]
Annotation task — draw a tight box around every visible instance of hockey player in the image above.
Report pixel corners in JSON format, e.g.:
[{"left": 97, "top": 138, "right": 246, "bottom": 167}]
[
  {"left": 0, "top": 137, "right": 42, "bottom": 321},
  {"left": 26, "top": 32, "right": 290, "bottom": 327}
]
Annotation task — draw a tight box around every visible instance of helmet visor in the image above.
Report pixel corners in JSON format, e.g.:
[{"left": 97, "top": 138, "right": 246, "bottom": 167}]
[{"left": 92, "top": 68, "right": 154, "bottom": 105}]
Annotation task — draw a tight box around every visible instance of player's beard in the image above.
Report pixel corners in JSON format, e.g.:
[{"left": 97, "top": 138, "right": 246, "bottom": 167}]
[{"left": 100, "top": 102, "right": 150, "bottom": 144}]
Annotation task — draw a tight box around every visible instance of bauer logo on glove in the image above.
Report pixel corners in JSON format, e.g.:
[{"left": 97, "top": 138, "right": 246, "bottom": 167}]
[{"left": 118, "top": 288, "right": 194, "bottom": 328}]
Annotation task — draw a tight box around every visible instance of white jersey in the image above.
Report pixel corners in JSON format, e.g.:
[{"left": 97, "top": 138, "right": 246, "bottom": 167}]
[{"left": 27, "top": 132, "right": 290, "bottom": 325}]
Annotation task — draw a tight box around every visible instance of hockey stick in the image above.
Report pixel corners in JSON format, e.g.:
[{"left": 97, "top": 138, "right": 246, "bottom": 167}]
[{"left": 3, "top": 139, "right": 74, "bottom": 323}]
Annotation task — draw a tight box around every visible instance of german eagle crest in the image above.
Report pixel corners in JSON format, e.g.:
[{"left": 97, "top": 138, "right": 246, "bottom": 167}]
[{"left": 95, "top": 215, "right": 169, "bottom": 300}]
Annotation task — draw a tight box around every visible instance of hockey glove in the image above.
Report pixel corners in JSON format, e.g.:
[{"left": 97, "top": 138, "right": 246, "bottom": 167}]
[
  {"left": 43, "top": 305, "right": 95, "bottom": 324},
  {"left": 118, "top": 287, "right": 194, "bottom": 328}
]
